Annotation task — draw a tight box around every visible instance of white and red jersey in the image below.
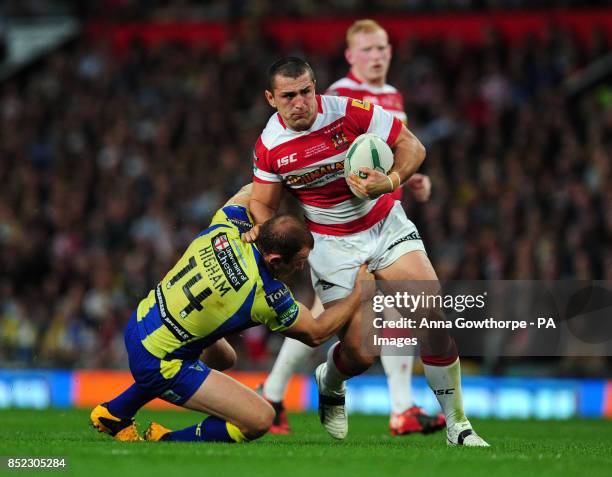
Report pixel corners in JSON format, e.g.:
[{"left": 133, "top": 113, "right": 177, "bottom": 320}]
[
  {"left": 326, "top": 71, "right": 407, "bottom": 124},
  {"left": 252, "top": 94, "right": 403, "bottom": 236},
  {"left": 326, "top": 72, "right": 407, "bottom": 201}
]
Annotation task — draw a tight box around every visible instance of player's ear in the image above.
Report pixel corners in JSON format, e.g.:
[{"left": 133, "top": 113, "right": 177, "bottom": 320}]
[
  {"left": 265, "top": 90, "right": 276, "bottom": 108},
  {"left": 264, "top": 252, "right": 283, "bottom": 267},
  {"left": 345, "top": 47, "right": 354, "bottom": 65}
]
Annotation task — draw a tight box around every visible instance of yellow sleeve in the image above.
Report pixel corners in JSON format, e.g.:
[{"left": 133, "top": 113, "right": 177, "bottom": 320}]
[
  {"left": 209, "top": 205, "right": 254, "bottom": 234},
  {"left": 251, "top": 281, "right": 300, "bottom": 332}
]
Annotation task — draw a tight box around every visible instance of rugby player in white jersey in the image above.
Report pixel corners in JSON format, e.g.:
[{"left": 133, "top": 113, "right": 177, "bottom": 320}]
[
  {"left": 246, "top": 56, "right": 488, "bottom": 446},
  {"left": 261, "top": 19, "right": 445, "bottom": 437}
]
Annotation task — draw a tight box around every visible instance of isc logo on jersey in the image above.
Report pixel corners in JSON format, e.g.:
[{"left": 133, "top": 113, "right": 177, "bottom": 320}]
[
  {"left": 344, "top": 133, "right": 394, "bottom": 200},
  {"left": 277, "top": 153, "right": 298, "bottom": 168}
]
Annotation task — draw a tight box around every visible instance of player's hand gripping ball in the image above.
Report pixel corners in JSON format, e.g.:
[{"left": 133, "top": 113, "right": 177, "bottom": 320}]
[{"left": 344, "top": 133, "right": 394, "bottom": 199}]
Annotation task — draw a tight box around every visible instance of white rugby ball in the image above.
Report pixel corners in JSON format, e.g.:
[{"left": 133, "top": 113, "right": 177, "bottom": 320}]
[{"left": 344, "top": 133, "right": 394, "bottom": 199}]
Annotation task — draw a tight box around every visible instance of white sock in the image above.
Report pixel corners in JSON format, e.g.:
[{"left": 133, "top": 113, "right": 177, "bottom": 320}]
[
  {"left": 423, "top": 358, "right": 467, "bottom": 428},
  {"left": 381, "top": 354, "right": 414, "bottom": 414},
  {"left": 263, "top": 337, "right": 313, "bottom": 403},
  {"left": 321, "top": 342, "right": 348, "bottom": 397}
]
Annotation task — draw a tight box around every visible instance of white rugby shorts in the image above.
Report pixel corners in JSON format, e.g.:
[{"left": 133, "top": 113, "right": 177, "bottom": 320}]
[{"left": 309, "top": 201, "right": 426, "bottom": 304}]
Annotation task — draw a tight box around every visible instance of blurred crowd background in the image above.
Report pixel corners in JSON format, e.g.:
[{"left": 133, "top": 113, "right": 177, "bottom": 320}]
[
  {"left": 0, "top": 1, "right": 610, "bottom": 373},
  {"left": 3, "top": 0, "right": 612, "bottom": 19}
]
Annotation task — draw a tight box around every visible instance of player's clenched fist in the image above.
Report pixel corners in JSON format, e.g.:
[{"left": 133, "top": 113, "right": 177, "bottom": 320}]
[
  {"left": 354, "top": 264, "right": 376, "bottom": 301},
  {"left": 242, "top": 224, "right": 261, "bottom": 243},
  {"left": 406, "top": 173, "right": 431, "bottom": 202}
]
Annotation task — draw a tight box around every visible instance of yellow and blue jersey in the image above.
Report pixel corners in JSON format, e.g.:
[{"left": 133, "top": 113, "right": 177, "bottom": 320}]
[{"left": 134, "top": 205, "right": 299, "bottom": 361}]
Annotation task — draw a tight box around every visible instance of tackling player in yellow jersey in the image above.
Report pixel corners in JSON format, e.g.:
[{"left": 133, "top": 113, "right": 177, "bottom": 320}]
[{"left": 91, "top": 185, "right": 374, "bottom": 443}]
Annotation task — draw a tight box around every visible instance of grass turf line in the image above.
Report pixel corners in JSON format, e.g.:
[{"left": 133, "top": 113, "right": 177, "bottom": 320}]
[{"left": 1, "top": 409, "right": 611, "bottom": 477}]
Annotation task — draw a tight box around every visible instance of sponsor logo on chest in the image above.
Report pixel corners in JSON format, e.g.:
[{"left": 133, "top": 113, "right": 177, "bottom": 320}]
[
  {"left": 285, "top": 160, "right": 345, "bottom": 187},
  {"left": 211, "top": 233, "right": 249, "bottom": 291}
]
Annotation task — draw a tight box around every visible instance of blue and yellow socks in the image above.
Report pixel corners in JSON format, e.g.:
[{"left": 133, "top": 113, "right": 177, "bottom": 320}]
[{"left": 165, "top": 416, "right": 247, "bottom": 443}]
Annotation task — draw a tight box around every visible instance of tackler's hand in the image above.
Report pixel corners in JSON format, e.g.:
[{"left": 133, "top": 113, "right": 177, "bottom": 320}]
[
  {"left": 354, "top": 264, "right": 376, "bottom": 302},
  {"left": 241, "top": 224, "right": 261, "bottom": 243}
]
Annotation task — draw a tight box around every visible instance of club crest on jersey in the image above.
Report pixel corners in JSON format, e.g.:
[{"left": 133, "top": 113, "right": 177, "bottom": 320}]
[
  {"left": 213, "top": 234, "right": 230, "bottom": 251},
  {"left": 331, "top": 132, "right": 349, "bottom": 149}
]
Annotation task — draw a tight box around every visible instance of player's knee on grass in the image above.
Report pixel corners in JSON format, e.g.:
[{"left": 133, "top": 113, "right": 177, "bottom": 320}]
[{"left": 240, "top": 399, "right": 275, "bottom": 440}]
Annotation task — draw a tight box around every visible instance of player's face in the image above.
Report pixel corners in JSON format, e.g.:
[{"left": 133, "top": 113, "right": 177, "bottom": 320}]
[
  {"left": 270, "top": 246, "right": 311, "bottom": 280},
  {"left": 266, "top": 73, "right": 317, "bottom": 131},
  {"left": 346, "top": 30, "right": 391, "bottom": 85}
]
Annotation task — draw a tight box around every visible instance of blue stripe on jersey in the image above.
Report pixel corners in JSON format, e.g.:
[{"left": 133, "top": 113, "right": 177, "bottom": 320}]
[
  {"left": 164, "top": 284, "right": 258, "bottom": 361},
  {"left": 252, "top": 245, "right": 298, "bottom": 320},
  {"left": 252, "top": 245, "right": 267, "bottom": 280},
  {"left": 196, "top": 223, "right": 231, "bottom": 238},
  {"left": 137, "top": 305, "right": 164, "bottom": 341},
  {"left": 220, "top": 205, "right": 253, "bottom": 234}
]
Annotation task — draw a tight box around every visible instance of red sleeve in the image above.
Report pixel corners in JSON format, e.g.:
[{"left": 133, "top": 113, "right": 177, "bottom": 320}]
[
  {"left": 343, "top": 98, "right": 376, "bottom": 137},
  {"left": 252, "top": 137, "right": 280, "bottom": 184},
  {"left": 386, "top": 117, "right": 403, "bottom": 147},
  {"left": 345, "top": 98, "right": 403, "bottom": 146}
]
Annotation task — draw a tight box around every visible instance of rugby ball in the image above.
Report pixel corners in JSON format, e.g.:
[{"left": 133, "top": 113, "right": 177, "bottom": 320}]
[{"left": 344, "top": 133, "right": 394, "bottom": 199}]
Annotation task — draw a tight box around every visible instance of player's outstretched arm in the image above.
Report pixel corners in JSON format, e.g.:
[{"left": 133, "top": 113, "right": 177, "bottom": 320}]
[
  {"left": 244, "top": 181, "right": 283, "bottom": 243},
  {"left": 390, "top": 125, "right": 426, "bottom": 185},
  {"left": 281, "top": 265, "right": 376, "bottom": 347}
]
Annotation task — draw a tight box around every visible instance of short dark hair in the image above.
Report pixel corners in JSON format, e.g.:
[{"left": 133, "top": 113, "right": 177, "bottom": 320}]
[
  {"left": 267, "top": 57, "right": 316, "bottom": 92},
  {"left": 256, "top": 215, "right": 314, "bottom": 263}
]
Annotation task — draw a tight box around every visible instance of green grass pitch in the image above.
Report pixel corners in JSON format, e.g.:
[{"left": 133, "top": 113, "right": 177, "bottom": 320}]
[{"left": 1, "top": 409, "right": 611, "bottom": 477}]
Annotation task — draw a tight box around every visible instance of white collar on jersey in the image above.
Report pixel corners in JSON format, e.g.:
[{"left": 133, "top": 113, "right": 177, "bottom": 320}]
[{"left": 276, "top": 95, "right": 324, "bottom": 133}]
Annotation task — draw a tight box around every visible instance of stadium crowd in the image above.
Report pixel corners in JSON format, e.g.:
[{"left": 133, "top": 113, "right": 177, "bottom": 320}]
[
  {"left": 0, "top": 21, "right": 610, "bottom": 370},
  {"left": 4, "top": 1, "right": 611, "bottom": 20}
]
